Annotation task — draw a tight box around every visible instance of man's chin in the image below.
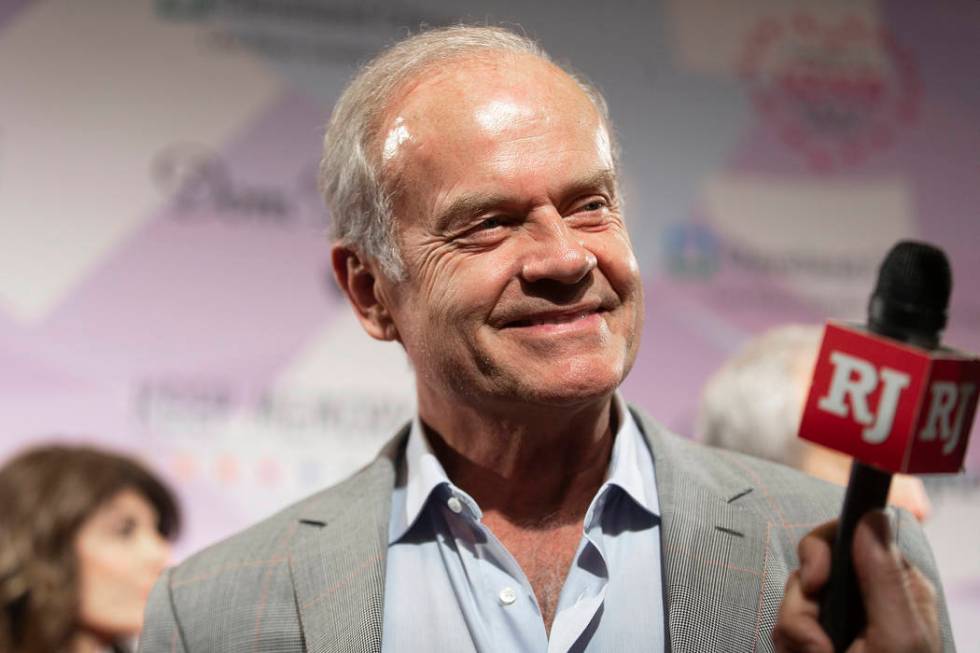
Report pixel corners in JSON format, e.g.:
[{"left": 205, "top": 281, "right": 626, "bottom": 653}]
[{"left": 497, "top": 366, "right": 625, "bottom": 408}]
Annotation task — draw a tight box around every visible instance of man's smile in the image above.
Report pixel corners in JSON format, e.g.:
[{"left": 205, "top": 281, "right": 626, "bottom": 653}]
[{"left": 500, "top": 303, "right": 608, "bottom": 335}]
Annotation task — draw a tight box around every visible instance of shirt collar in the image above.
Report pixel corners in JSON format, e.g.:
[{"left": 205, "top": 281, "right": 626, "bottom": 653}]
[
  {"left": 388, "top": 413, "right": 469, "bottom": 544},
  {"left": 388, "top": 393, "right": 658, "bottom": 544},
  {"left": 596, "top": 394, "right": 660, "bottom": 521}
]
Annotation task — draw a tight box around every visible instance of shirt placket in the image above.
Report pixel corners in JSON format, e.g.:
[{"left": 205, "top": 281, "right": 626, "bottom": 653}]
[
  {"left": 442, "top": 487, "right": 550, "bottom": 652},
  {"left": 546, "top": 490, "right": 612, "bottom": 653}
]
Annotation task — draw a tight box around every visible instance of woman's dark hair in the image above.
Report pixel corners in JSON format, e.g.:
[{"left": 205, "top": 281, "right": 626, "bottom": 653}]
[{"left": 0, "top": 444, "right": 180, "bottom": 653}]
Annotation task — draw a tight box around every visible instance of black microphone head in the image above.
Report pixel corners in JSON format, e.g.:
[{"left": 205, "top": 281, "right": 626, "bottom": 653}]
[{"left": 868, "top": 240, "right": 951, "bottom": 345}]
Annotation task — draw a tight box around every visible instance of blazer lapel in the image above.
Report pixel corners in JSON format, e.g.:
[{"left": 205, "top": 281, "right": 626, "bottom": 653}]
[
  {"left": 288, "top": 428, "right": 408, "bottom": 653},
  {"left": 634, "top": 410, "right": 770, "bottom": 652}
]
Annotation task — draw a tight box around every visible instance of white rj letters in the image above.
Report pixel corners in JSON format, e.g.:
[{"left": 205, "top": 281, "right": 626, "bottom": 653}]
[
  {"left": 817, "top": 351, "right": 911, "bottom": 444},
  {"left": 919, "top": 382, "right": 976, "bottom": 454}
]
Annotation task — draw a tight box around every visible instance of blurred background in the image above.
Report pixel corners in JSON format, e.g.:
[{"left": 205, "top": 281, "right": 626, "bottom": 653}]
[{"left": 1, "top": 0, "right": 977, "bottom": 648}]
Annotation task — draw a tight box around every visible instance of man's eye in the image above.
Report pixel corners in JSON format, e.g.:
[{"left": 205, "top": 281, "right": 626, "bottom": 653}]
[
  {"left": 580, "top": 200, "right": 607, "bottom": 212},
  {"left": 476, "top": 217, "right": 504, "bottom": 230}
]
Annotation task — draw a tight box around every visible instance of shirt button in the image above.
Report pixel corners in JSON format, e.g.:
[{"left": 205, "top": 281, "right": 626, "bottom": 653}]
[
  {"left": 447, "top": 496, "right": 463, "bottom": 514},
  {"left": 498, "top": 587, "right": 517, "bottom": 606}
]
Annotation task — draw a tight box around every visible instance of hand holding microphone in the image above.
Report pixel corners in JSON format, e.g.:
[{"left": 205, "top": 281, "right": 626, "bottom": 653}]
[
  {"left": 774, "top": 511, "right": 941, "bottom": 653},
  {"left": 776, "top": 241, "right": 978, "bottom": 651}
]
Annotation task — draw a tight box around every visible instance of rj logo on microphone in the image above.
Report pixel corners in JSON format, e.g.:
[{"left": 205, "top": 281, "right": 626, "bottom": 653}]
[
  {"left": 817, "top": 351, "right": 911, "bottom": 445},
  {"left": 799, "top": 322, "right": 980, "bottom": 474}
]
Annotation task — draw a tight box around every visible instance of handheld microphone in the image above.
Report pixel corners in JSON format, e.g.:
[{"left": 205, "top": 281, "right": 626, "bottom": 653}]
[{"left": 797, "top": 241, "right": 979, "bottom": 651}]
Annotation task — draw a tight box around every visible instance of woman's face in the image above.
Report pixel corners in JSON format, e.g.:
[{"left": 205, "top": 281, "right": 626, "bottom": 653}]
[{"left": 74, "top": 488, "right": 171, "bottom": 639}]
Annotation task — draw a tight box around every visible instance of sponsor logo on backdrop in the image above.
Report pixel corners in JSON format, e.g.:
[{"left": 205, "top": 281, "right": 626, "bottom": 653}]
[
  {"left": 152, "top": 143, "right": 327, "bottom": 229},
  {"left": 659, "top": 222, "right": 890, "bottom": 315},
  {"left": 662, "top": 222, "right": 875, "bottom": 281},
  {"left": 738, "top": 12, "right": 920, "bottom": 172},
  {"left": 662, "top": 223, "right": 980, "bottom": 326},
  {"left": 134, "top": 378, "right": 412, "bottom": 489},
  {"left": 156, "top": 0, "right": 443, "bottom": 25},
  {"left": 662, "top": 223, "right": 720, "bottom": 279},
  {"left": 156, "top": 0, "right": 450, "bottom": 64},
  {"left": 134, "top": 378, "right": 412, "bottom": 440},
  {"left": 201, "top": 29, "right": 373, "bottom": 64},
  {"left": 724, "top": 242, "right": 873, "bottom": 279}
]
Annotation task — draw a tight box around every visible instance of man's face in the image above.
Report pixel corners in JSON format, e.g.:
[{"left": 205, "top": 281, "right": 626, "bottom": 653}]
[{"left": 370, "top": 54, "right": 643, "bottom": 413}]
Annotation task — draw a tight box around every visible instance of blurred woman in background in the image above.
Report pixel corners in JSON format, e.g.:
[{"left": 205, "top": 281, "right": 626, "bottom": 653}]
[{"left": 0, "top": 445, "right": 180, "bottom": 653}]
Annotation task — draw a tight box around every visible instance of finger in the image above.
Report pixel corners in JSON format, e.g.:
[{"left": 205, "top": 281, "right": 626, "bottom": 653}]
[
  {"left": 851, "top": 511, "right": 939, "bottom": 652},
  {"left": 905, "top": 564, "right": 937, "bottom": 613},
  {"left": 773, "top": 571, "right": 833, "bottom": 653},
  {"left": 851, "top": 511, "right": 907, "bottom": 623},
  {"left": 905, "top": 564, "right": 941, "bottom": 651},
  {"left": 797, "top": 520, "right": 836, "bottom": 596}
]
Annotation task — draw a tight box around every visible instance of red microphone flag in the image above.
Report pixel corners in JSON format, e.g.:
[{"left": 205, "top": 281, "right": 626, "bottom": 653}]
[{"left": 799, "top": 321, "right": 979, "bottom": 474}]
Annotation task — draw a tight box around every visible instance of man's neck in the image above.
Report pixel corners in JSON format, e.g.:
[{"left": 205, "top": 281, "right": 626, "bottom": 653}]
[{"left": 417, "top": 394, "right": 617, "bottom": 527}]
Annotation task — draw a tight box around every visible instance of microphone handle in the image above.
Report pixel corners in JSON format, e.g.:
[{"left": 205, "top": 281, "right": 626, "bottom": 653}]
[{"left": 819, "top": 461, "right": 892, "bottom": 651}]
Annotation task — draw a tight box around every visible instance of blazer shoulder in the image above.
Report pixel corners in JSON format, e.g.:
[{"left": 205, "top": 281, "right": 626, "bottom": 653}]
[
  {"left": 144, "top": 426, "right": 408, "bottom": 652},
  {"left": 630, "top": 404, "right": 844, "bottom": 520},
  {"left": 167, "top": 429, "right": 404, "bottom": 592}
]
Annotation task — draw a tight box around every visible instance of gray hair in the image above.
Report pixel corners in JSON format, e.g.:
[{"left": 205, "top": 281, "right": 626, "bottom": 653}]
[
  {"left": 318, "top": 24, "right": 616, "bottom": 280},
  {"left": 695, "top": 324, "right": 824, "bottom": 467}
]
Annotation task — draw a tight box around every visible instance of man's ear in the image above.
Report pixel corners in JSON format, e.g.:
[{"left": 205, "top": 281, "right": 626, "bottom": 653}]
[{"left": 331, "top": 245, "right": 399, "bottom": 342}]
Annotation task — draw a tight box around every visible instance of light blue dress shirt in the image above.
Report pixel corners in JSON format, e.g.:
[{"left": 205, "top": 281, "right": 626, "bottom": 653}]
[{"left": 381, "top": 396, "right": 665, "bottom": 652}]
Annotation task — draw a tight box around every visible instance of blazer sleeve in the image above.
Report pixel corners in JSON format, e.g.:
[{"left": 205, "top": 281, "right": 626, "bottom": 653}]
[
  {"left": 138, "top": 567, "right": 189, "bottom": 653},
  {"left": 894, "top": 506, "right": 956, "bottom": 652}
]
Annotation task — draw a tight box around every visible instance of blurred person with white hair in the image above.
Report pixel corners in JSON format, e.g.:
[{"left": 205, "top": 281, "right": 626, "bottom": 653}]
[{"left": 696, "top": 324, "right": 932, "bottom": 522}]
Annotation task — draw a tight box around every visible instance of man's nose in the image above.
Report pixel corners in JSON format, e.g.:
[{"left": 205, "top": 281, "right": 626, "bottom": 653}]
[{"left": 520, "top": 212, "right": 597, "bottom": 284}]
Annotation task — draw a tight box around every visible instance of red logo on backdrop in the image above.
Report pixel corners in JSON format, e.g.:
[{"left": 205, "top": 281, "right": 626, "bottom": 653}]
[
  {"left": 799, "top": 322, "right": 979, "bottom": 474},
  {"left": 738, "top": 13, "right": 920, "bottom": 172}
]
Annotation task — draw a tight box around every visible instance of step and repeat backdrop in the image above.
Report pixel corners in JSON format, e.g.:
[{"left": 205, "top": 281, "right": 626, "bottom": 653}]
[{"left": 2, "top": 0, "right": 978, "bottom": 646}]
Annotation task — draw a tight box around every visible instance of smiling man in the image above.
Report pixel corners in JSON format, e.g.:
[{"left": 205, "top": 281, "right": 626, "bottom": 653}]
[{"left": 140, "top": 26, "right": 952, "bottom": 653}]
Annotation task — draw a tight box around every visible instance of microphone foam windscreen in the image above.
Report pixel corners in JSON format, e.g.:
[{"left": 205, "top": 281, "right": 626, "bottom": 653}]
[{"left": 871, "top": 240, "right": 951, "bottom": 332}]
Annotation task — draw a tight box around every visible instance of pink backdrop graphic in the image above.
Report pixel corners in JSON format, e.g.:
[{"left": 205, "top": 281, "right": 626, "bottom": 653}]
[{"left": 2, "top": 1, "right": 978, "bottom": 648}]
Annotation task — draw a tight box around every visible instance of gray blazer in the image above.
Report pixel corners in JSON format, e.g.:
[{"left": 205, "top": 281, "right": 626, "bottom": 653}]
[{"left": 139, "top": 409, "right": 954, "bottom": 652}]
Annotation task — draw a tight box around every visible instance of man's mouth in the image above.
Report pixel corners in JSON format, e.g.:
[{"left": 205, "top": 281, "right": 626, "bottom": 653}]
[{"left": 504, "top": 306, "right": 605, "bottom": 329}]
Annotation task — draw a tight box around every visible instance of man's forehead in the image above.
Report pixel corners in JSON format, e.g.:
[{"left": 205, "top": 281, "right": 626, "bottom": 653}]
[{"left": 379, "top": 53, "right": 598, "bottom": 153}]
